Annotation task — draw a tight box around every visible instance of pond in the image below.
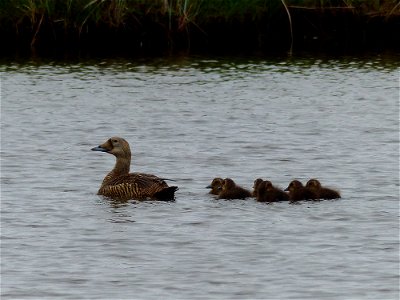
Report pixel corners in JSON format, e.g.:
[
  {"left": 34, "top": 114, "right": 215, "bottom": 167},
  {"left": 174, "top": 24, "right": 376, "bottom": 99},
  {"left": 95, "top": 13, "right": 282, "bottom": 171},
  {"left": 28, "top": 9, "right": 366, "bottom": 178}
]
[{"left": 1, "top": 54, "right": 399, "bottom": 299}]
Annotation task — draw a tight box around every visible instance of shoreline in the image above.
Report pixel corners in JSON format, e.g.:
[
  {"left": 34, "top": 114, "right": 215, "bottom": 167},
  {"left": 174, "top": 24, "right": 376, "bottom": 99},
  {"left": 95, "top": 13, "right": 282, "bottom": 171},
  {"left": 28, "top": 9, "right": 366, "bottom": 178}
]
[{"left": 1, "top": 0, "right": 399, "bottom": 57}]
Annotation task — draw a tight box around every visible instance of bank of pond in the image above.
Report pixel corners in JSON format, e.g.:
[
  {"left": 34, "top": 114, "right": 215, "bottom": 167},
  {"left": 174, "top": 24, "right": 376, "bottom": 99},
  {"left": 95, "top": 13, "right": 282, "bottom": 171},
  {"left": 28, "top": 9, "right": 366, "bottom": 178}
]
[{"left": 1, "top": 0, "right": 399, "bottom": 56}]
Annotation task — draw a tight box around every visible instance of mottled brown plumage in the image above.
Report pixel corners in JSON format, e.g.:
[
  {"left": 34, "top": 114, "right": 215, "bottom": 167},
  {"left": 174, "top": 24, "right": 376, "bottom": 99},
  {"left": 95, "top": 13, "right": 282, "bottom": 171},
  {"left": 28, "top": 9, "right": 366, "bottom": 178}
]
[
  {"left": 92, "top": 137, "right": 178, "bottom": 201},
  {"left": 285, "top": 180, "right": 317, "bottom": 201},
  {"left": 306, "top": 179, "right": 341, "bottom": 199},
  {"left": 207, "top": 177, "right": 224, "bottom": 195},
  {"left": 218, "top": 178, "right": 252, "bottom": 200},
  {"left": 256, "top": 180, "right": 289, "bottom": 202}
]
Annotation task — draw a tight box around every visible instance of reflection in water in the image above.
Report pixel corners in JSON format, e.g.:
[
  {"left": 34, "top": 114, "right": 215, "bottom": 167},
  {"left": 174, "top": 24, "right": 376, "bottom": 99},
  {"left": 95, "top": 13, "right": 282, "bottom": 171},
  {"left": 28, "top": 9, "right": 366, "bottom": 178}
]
[{"left": 1, "top": 55, "right": 399, "bottom": 299}]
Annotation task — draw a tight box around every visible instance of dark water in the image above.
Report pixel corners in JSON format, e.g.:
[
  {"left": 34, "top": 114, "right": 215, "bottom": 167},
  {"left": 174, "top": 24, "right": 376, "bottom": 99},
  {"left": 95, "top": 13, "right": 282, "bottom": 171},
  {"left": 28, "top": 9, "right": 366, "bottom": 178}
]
[{"left": 1, "top": 55, "right": 399, "bottom": 299}]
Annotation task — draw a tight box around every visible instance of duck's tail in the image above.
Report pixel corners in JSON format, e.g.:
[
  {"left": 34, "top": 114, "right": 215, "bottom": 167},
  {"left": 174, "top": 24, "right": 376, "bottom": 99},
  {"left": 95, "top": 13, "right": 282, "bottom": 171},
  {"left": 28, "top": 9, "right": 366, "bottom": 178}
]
[{"left": 153, "top": 186, "right": 178, "bottom": 201}]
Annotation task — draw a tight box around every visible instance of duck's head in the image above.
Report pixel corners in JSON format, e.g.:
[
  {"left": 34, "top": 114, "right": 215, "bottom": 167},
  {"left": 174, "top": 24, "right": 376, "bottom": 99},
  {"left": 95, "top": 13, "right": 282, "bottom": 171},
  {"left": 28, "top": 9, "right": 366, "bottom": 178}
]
[
  {"left": 207, "top": 177, "right": 224, "bottom": 189},
  {"left": 306, "top": 179, "right": 321, "bottom": 190},
  {"left": 222, "top": 178, "right": 236, "bottom": 190},
  {"left": 91, "top": 136, "right": 131, "bottom": 158},
  {"left": 264, "top": 180, "right": 274, "bottom": 191},
  {"left": 253, "top": 178, "right": 263, "bottom": 190},
  {"left": 285, "top": 180, "right": 304, "bottom": 192},
  {"left": 258, "top": 180, "right": 273, "bottom": 192}
]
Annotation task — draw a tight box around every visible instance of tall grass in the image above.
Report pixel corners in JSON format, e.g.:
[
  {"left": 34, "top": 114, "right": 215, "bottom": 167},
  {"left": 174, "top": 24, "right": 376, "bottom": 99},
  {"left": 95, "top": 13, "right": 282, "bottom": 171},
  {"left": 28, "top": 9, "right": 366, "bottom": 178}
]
[
  {"left": 280, "top": 0, "right": 293, "bottom": 55},
  {"left": 2, "top": 0, "right": 398, "bottom": 31},
  {"left": 0, "top": 0, "right": 283, "bottom": 47},
  {"left": 0, "top": 0, "right": 398, "bottom": 52}
]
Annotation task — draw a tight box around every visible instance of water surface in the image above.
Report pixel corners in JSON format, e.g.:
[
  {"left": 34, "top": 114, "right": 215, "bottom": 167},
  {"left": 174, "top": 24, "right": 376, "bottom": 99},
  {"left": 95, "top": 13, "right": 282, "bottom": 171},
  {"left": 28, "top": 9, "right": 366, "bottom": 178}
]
[{"left": 1, "top": 55, "right": 399, "bottom": 299}]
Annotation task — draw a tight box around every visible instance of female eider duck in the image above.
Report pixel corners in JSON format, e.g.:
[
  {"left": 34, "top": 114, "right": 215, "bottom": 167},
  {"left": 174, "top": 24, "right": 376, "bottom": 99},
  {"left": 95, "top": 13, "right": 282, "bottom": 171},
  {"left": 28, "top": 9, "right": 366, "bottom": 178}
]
[
  {"left": 306, "top": 179, "right": 341, "bottom": 199},
  {"left": 218, "top": 178, "right": 252, "bottom": 200},
  {"left": 91, "top": 137, "right": 178, "bottom": 201},
  {"left": 206, "top": 177, "right": 224, "bottom": 195}
]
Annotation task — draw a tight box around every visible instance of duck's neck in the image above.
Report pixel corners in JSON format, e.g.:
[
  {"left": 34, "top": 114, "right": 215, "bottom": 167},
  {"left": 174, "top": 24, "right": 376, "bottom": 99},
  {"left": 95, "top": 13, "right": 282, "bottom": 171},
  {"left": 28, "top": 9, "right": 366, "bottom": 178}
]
[
  {"left": 114, "top": 156, "right": 131, "bottom": 174},
  {"left": 103, "top": 156, "right": 131, "bottom": 184}
]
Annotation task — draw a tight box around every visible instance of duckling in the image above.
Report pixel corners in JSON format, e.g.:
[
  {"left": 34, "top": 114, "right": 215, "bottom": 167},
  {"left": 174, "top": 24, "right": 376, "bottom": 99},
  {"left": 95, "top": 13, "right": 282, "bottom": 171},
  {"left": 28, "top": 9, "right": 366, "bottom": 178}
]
[
  {"left": 285, "top": 180, "right": 317, "bottom": 201},
  {"left": 256, "top": 180, "right": 289, "bottom": 202},
  {"left": 91, "top": 137, "right": 178, "bottom": 201},
  {"left": 252, "top": 178, "right": 264, "bottom": 197},
  {"left": 306, "top": 179, "right": 341, "bottom": 199},
  {"left": 206, "top": 177, "right": 224, "bottom": 195},
  {"left": 218, "top": 178, "right": 252, "bottom": 200}
]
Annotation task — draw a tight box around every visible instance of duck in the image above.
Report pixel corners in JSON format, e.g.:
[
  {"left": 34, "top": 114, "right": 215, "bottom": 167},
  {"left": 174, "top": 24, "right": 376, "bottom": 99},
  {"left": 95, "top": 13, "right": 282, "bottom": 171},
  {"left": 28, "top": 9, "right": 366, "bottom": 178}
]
[
  {"left": 306, "top": 179, "right": 341, "bottom": 199},
  {"left": 285, "top": 180, "right": 317, "bottom": 201},
  {"left": 206, "top": 177, "right": 224, "bottom": 195},
  {"left": 256, "top": 180, "right": 289, "bottom": 202},
  {"left": 218, "top": 178, "right": 252, "bottom": 200},
  {"left": 91, "top": 137, "right": 178, "bottom": 201},
  {"left": 252, "top": 178, "right": 263, "bottom": 197}
]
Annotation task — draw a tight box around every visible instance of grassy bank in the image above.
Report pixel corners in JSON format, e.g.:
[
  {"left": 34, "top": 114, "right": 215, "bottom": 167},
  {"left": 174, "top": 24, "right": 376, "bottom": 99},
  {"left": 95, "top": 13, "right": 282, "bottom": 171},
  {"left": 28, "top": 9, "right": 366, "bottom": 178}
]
[{"left": 1, "top": 0, "right": 399, "bottom": 56}]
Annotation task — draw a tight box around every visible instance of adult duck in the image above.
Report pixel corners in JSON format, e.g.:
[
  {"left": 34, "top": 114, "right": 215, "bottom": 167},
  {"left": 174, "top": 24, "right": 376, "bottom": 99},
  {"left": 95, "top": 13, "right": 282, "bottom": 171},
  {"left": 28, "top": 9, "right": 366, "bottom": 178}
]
[{"left": 91, "top": 137, "right": 178, "bottom": 201}]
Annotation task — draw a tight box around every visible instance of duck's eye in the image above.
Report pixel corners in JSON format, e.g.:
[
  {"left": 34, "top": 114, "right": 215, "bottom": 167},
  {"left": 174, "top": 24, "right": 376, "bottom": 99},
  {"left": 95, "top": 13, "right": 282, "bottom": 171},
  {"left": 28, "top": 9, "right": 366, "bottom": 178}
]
[{"left": 112, "top": 139, "right": 118, "bottom": 143}]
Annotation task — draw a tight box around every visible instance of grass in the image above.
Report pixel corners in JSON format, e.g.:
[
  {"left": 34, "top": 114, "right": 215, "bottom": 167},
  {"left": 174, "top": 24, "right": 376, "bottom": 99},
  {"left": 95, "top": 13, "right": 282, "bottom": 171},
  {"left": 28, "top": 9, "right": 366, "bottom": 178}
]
[
  {"left": 0, "top": 0, "right": 284, "bottom": 46},
  {"left": 0, "top": 0, "right": 399, "bottom": 54}
]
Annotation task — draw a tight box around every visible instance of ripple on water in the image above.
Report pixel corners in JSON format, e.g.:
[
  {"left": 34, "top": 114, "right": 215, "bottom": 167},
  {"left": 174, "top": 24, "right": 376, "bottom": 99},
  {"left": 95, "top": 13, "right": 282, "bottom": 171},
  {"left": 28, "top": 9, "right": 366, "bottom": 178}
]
[{"left": 1, "top": 56, "right": 399, "bottom": 299}]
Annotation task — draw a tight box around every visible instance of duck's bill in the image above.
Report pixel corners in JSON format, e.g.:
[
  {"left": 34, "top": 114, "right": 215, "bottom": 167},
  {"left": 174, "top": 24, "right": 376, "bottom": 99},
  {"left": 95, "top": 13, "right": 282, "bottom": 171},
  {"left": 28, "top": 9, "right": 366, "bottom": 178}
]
[{"left": 91, "top": 146, "right": 108, "bottom": 152}]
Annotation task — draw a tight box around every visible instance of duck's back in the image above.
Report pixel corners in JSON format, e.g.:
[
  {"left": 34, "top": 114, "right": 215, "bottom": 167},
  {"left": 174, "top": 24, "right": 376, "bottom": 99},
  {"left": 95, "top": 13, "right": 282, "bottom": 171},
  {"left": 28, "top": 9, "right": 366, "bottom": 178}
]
[
  {"left": 99, "top": 172, "right": 177, "bottom": 200},
  {"left": 219, "top": 186, "right": 252, "bottom": 200},
  {"left": 263, "top": 188, "right": 289, "bottom": 202},
  {"left": 257, "top": 184, "right": 289, "bottom": 202},
  {"left": 290, "top": 187, "right": 317, "bottom": 201},
  {"left": 317, "top": 187, "right": 341, "bottom": 199}
]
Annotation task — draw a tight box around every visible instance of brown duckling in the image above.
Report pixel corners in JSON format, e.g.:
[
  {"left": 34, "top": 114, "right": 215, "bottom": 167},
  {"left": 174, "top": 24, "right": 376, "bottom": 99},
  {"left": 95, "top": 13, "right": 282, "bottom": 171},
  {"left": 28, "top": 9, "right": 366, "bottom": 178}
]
[
  {"left": 306, "top": 179, "right": 341, "bottom": 199},
  {"left": 285, "top": 180, "right": 317, "bottom": 201},
  {"left": 218, "top": 178, "right": 252, "bottom": 200},
  {"left": 256, "top": 180, "right": 289, "bottom": 202},
  {"left": 206, "top": 177, "right": 224, "bottom": 195},
  {"left": 252, "top": 178, "right": 264, "bottom": 197},
  {"left": 91, "top": 137, "right": 178, "bottom": 201}
]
